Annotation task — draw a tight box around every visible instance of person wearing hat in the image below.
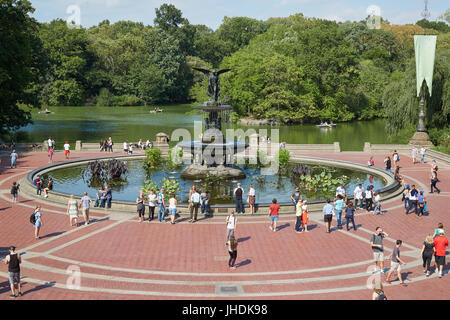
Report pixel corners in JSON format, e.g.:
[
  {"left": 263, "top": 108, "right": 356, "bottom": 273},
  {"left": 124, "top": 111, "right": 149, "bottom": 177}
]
[
  {"left": 402, "top": 184, "right": 410, "bottom": 210},
  {"left": 3, "top": 246, "right": 22, "bottom": 298},
  {"left": 63, "top": 141, "right": 70, "bottom": 160},
  {"left": 433, "top": 230, "right": 448, "bottom": 278},
  {"left": 418, "top": 191, "right": 426, "bottom": 216}
]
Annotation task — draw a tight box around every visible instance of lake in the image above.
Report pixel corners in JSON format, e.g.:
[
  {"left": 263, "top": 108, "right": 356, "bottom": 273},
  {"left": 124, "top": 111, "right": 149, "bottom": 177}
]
[{"left": 19, "top": 105, "right": 399, "bottom": 151}]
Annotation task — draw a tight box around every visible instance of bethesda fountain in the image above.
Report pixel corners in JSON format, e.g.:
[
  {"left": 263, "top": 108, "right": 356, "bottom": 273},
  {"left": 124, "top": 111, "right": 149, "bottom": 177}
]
[{"left": 177, "top": 68, "right": 248, "bottom": 179}]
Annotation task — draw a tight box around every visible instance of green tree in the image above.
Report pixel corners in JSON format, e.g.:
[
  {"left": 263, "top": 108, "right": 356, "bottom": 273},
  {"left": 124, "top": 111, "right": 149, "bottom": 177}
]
[{"left": 0, "top": 0, "right": 46, "bottom": 133}]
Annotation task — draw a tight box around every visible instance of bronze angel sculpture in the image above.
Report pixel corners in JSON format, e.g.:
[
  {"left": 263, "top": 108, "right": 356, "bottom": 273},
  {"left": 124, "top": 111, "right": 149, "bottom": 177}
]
[{"left": 193, "top": 68, "right": 231, "bottom": 103}]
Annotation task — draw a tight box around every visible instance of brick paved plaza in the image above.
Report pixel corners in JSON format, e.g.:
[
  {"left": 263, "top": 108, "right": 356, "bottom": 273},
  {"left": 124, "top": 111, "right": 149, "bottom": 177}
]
[{"left": 0, "top": 150, "right": 448, "bottom": 300}]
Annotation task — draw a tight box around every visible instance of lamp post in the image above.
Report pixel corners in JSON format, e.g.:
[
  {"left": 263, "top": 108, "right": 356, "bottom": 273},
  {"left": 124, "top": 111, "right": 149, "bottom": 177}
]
[{"left": 417, "top": 0, "right": 430, "bottom": 133}]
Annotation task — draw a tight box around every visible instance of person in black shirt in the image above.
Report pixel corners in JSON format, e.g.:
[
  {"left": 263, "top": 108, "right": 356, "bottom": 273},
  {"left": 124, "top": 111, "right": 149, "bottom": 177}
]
[
  {"left": 421, "top": 235, "right": 435, "bottom": 277},
  {"left": 10, "top": 182, "right": 19, "bottom": 203},
  {"left": 384, "top": 156, "right": 392, "bottom": 173},
  {"left": 3, "top": 246, "right": 22, "bottom": 298},
  {"left": 234, "top": 183, "right": 244, "bottom": 214}
]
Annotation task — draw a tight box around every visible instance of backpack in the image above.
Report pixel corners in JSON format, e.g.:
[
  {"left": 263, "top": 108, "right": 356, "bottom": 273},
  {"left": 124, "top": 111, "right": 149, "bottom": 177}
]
[
  {"left": 30, "top": 212, "right": 36, "bottom": 224},
  {"left": 235, "top": 188, "right": 243, "bottom": 198}
]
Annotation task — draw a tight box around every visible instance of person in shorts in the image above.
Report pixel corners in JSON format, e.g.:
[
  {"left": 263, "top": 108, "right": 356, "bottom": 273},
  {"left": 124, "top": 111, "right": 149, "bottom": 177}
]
[
  {"left": 370, "top": 227, "right": 389, "bottom": 273},
  {"left": 433, "top": 230, "right": 448, "bottom": 278},
  {"left": 10, "top": 182, "right": 19, "bottom": 203},
  {"left": 269, "top": 198, "right": 280, "bottom": 232},
  {"left": 3, "top": 246, "right": 22, "bottom": 298},
  {"left": 168, "top": 193, "right": 178, "bottom": 224},
  {"left": 323, "top": 199, "right": 334, "bottom": 233},
  {"left": 80, "top": 191, "right": 92, "bottom": 225},
  {"left": 385, "top": 240, "right": 406, "bottom": 285},
  {"left": 64, "top": 141, "right": 70, "bottom": 159}
]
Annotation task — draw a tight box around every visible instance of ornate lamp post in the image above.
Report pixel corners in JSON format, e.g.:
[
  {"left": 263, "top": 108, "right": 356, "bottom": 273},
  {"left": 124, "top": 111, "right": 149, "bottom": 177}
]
[{"left": 409, "top": 0, "right": 436, "bottom": 147}]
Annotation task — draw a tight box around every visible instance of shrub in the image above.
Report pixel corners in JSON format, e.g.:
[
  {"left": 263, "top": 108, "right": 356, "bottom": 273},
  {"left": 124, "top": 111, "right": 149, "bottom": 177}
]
[
  {"left": 143, "top": 147, "right": 162, "bottom": 170},
  {"left": 276, "top": 148, "right": 291, "bottom": 172}
]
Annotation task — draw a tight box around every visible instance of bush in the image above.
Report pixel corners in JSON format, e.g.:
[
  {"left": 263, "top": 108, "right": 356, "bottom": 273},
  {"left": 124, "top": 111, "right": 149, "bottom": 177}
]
[
  {"left": 114, "top": 94, "right": 142, "bottom": 106},
  {"left": 143, "top": 147, "right": 162, "bottom": 170},
  {"left": 276, "top": 148, "right": 291, "bottom": 172},
  {"left": 95, "top": 88, "right": 116, "bottom": 106}
]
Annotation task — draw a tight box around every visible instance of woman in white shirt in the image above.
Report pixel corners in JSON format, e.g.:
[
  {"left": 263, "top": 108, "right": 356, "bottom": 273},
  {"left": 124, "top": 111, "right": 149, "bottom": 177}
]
[
  {"left": 247, "top": 184, "right": 256, "bottom": 215},
  {"left": 123, "top": 141, "right": 128, "bottom": 153},
  {"left": 226, "top": 210, "right": 237, "bottom": 243},
  {"left": 148, "top": 190, "right": 157, "bottom": 221},
  {"left": 168, "top": 194, "right": 178, "bottom": 224}
]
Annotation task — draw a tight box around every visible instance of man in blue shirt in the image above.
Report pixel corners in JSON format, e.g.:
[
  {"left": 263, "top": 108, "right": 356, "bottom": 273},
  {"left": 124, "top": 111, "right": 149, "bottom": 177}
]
[
  {"left": 157, "top": 188, "right": 166, "bottom": 222},
  {"left": 190, "top": 189, "right": 201, "bottom": 223},
  {"left": 323, "top": 199, "right": 335, "bottom": 233},
  {"left": 334, "top": 195, "right": 345, "bottom": 229}
]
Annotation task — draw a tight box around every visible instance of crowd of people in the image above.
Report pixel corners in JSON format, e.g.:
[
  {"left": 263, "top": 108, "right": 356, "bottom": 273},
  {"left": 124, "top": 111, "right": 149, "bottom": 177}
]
[{"left": 2, "top": 143, "right": 448, "bottom": 298}]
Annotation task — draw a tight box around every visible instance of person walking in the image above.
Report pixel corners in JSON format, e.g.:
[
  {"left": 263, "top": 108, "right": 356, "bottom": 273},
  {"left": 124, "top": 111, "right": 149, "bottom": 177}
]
[
  {"left": 365, "top": 185, "right": 373, "bottom": 212},
  {"left": 80, "top": 192, "right": 92, "bottom": 225},
  {"left": 373, "top": 191, "right": 382, "bottom": 215},
  {"left": 136, "top": 191, "right": 146, "bottom": 222},
  {"left": 64, "top": 141, "right": 70, "bottom": 160},
  {"left": 411, "top": 146, "right": 418, "bottom": 164},
  {"left": 67, "top": 195, "right": 79, "bottom": 227},
  {"left": 10, "top": 150, "right": 18, "bottom": 168},
  {"left": 226, "top": 210, "right": 237, "bottom": 242},
  {"left": 123, "top": 141, "right": 128, "bottom": 153},
  {"left": 290, "top": 187, "right": 302, "bottom": 210},
  {"left": 269, "top": 198, "right": 280, "bottom": 232},
  {"left": 227, "top": 236, "right": 238, "bottom": 270},
  {"left": 421, "top": 235, "right": 435, "bottom": 277},
  {"left": 345, "top": 201, "right": 357, "bottom": 231},
  {"left": 148, "top": 189, "right": 157, "bottom": 221},
  {"left": 3, "top": 246, "right": 22, "bottom": 298},
  {"left": 353, "top": 184, "right": 364, "bottom": 210},
  {"left": 33, "top": 205, "right": 42, "bottom": 239},
  {"left": 433, "top": 230, "right": 448, "bottom": 278},
  {"left": 104, "top": 184, "right": 112, "bottom": 209},
  {"left": 189, "top": 188, "right": 200, "bottom": 223},
  {"left": 168, "top": 193, "right": 178, "bottom": 224},
  {"left": 370, "top": 227, "right": 388, "bottom": 274},
  {"left": 430, "top": 170, "right": 440, "bottom": 194},
  {"left": 47, "top": 137, "right": 53, "bottom": 150},
  {"left": 295, "top": 199, "right": 303, "bottom": 233},
  {"left": 157, "top": 188, "right": 166, "bottom": 223},
  {"left": 420, "top": 146, "right": 426, "bottom": 163},
  {"left": 402, "top": 184, "right": 410, "bottom": 211},
  {"left": 334, "top": 194, "right": 344, "bottom": 229},
  {"left": 384, "top": 156, "right": 392, "bottom": 173},
  {"left": 406, "top": 185, "right": 418, "bottom": 214},
  {"left": 247, "top": 184, "right": 256, "bottom": 215},
  {"left": 43, "top": 177, "right": 53, "bottom": 198},
  {"left": 48, "top": 147, "right": 54, "bottom": 163},
  {"left": 385, "top": 240, "right": 407, "bottom": 285},
  {"left": 234, "top": 183, "right": 244, "bottom": 214},
  {"left": 10, "top": 182, "right": 19, "bottom": 203},
  {"left": 323, "top": 199, "right": 334, "bottom": 233},
  {"left": 418, "top": 191, "right": 426, "bottom": 216},
  {"left": 392, "top": 150, "right": 400, "bottom": 169}
]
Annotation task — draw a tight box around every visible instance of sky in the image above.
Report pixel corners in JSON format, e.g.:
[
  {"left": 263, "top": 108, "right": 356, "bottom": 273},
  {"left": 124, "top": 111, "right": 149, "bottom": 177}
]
[{"left": 30, "top": 0, "right": 449, "bottom": 30}]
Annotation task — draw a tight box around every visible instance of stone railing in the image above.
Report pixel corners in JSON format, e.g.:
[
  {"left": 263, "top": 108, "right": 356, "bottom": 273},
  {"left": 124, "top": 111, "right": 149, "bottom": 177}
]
[
  {"left": 285, "top": 142, "right": 340, "bottom": 153},
  {"left": 363, "top": 143, "right": 411, "bottom": 154},
  {"left": 427, "top": 149, "right": 450, "bottom": 165}
]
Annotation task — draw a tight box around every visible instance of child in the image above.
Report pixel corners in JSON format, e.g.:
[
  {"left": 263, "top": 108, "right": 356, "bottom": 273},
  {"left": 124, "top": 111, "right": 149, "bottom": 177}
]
[
  {"left": 300, "top": 200, "right": 308, "bottom": 232},
  {"left": 385, "top": 240, "right": 407, "bottom": 285},
  {"left": 345, "top": 201, "right": 356, "bottom": 231},
  {"left": 128, "top": 143, "right": 133, "bottom": 154},
  {"left": 227, "top": 236, "right": 238, "bottom": 270},
  {"left": 48, "top": 147, "right": 54, "bottom": 163},
  {"left": 418, "top": 191, "right": 426, "bottom": 216},
  {"left": 434, "top": 223, "right": 445, "bottom": 238},
  {"left": 10, "top": 182, "right": 19, "bottom": 203},
  {"left": 367, "top": 156, "right": 374, "bottom": 167}
]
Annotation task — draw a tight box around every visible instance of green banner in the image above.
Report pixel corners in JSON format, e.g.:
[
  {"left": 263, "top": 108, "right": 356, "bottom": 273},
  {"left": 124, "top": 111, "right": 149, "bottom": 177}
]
[{"left": 414, "top": 35, "right": 437, "bottom": 97}]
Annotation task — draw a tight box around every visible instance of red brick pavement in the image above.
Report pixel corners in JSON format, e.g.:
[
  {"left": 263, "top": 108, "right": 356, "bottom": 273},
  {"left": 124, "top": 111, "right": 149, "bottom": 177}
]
[{"left": 0, "top": 151, "right": 448, "bottom": 300}]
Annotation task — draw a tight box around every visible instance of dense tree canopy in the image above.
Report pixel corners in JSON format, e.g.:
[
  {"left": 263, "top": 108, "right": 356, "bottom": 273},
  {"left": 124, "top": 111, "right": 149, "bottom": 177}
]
[
  {"left": 2, "top": 1, "right": 449, "bottom": 152},
  {"left": 0, "top": 0, "right": 46, "bottom": 133}
]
